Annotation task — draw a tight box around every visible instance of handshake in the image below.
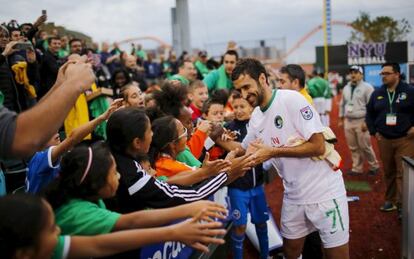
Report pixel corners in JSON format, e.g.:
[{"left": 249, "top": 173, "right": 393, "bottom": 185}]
[{"left": 197, "top": 120, "right": 238, "bottom": 143}]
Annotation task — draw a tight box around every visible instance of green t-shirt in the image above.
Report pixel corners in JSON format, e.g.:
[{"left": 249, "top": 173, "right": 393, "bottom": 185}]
[
  {"left": 52, "top": 235, "right": 70, "bottom": 259},
  {"left": 203, "top": 65, "right": 233, "bottom": 93},
  {"left": 176, "top": 146, "right": 202, "bottom": 167},
  {"left": 170, "top": 74, "right": 190, "bottom": 86},
  {"left": 55, "top": 199, "right": 121, "bottom": 236},
  {"left": 58, "top": 45, "right": 70, "bottom": 59},
  {"left": 136, "top": 50, "right": 147, "bottom": 61},
  {"left": 194, "top": 60, "right": 210, "bottom": 79},
  {"left": 307, "top": 77, "right": 329, "bottom": 99}
]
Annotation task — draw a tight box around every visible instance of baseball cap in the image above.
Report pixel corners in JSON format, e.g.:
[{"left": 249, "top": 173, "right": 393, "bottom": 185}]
[{"left": 349, "top": 65, "right": 363, "bottom": 74}]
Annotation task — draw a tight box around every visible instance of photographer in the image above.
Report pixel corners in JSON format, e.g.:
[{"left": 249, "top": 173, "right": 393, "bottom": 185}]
[{"left": 0, "top": 25, "right": 39, "bottom": 113}]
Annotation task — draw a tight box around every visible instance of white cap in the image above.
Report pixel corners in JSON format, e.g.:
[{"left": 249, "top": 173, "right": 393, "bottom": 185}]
[{"left": 349, "top": 65, "right": 363, "bottom": 74}]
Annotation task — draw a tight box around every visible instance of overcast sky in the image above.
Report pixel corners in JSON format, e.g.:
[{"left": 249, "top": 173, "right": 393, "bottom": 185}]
[{"left": 2, "top": 0, "right": 414, "bottom": 63}]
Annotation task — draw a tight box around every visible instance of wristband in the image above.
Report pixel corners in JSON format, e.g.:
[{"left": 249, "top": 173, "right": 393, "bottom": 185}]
[{"left": 204, "top": 137, "right": 215, "bottom": 150}]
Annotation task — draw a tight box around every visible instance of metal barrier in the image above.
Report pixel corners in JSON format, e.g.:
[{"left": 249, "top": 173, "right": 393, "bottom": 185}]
[{"left": 402, "top": 156, "right": 414, "bottom": 259}]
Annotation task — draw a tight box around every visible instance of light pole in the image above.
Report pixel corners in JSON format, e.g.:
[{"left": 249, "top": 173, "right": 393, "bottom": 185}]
[{"left": 171, "top": 0, "right": 191, "bottom": 56}]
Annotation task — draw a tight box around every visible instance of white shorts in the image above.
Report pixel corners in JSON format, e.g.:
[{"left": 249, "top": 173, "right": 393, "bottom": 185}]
[
  {"left": 280, "top": 196, "right": 349, "bottom": 249},
  {"left": 325, "top": 98, "right": 332, "bottom": 112},
  {"left": 313, "top": 98, "right": 326, "bottom": 115}
]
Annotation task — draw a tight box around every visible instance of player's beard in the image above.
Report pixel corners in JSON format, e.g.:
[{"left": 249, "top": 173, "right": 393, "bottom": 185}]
[
  {"left": 246, "top": 81, "right": 265, "bottom": 107},
  {"left": 256, "top": 82, "right": 265, "bottom": 107},
  {"left": 246, "top": 93, "right": 258, "bottom": 107}
]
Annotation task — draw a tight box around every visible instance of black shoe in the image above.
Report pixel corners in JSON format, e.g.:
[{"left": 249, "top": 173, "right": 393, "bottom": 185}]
[{"left": 368, "top": 168, "right": 380, "bottom": 176}]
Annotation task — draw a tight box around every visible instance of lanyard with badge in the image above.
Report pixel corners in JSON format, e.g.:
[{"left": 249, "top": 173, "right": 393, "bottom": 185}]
[
  {"left": 346, "top": 85, "right": 356, "bottom": 113},
  {"left": 386, "top": 90, "right": 397, "bottom": 126}
]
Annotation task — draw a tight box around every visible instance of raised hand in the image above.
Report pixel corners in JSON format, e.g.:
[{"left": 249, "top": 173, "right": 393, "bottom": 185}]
[
  {"left": 1, "top": 41, "right": 18, "bottom": 57},
  {"left": 54, "top": 55, "right": 85, "bottom": 86},
  {"left": 209, "top": 123, "right": 224, "bottom": 142},
  {"left": 249, "top": 141, "right": 274, "bottom": 166},
  {"left": 221, "top": 128, "right": 238, "bottom": 141},
  {"left": 245, "top": 139, "right": 263, "bottom": 155},
  {"left": 171, "top": 210, "right": 226, "bottom": 253},
  {"left": 226, "top": 152, "right": 256, "bottom": 180},
  {"left": 100, "top": 98, "right": 124, "bottom": 120},
  {"left": 184, "top": 200, "right": 228, "bottom": 221},
  {"left": 33, "top": 14, "right": 47, "bottom": 28},
  {"left": 64, "top": 55, "right": 96, "bottom": 91},
  {"left": 197, "top": 120, "right": 212, "bottom": 134},
  {"left": 201, "top": 152, "right": 232, "bottom": 177}
]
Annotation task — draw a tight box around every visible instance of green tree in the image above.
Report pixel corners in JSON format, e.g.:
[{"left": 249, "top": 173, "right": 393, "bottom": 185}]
[{"left": 350, "top": 12, "right": 411, "bottom": 42}]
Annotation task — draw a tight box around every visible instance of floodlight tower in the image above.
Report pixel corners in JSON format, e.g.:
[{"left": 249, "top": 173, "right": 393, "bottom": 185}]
[
  {"left": 323, "top": 0, "right": 332, "bottom": 78},
  {"left": 171, "top": 0, "right": 191, "bottom": 55}
]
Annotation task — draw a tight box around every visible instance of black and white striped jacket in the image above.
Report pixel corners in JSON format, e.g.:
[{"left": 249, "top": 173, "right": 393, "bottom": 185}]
[{"left": 111, "top": 152, "right": 228, "bottom": 213}]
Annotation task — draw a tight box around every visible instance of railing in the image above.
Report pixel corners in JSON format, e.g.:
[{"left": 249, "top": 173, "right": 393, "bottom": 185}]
[{"left": 402, "top": 156, "right": 414, "bottom": 259}]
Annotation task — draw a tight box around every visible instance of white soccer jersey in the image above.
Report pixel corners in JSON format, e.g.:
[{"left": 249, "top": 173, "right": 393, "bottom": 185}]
[{"left": 242, "top": 90, "right": 346, "bottom": 204}]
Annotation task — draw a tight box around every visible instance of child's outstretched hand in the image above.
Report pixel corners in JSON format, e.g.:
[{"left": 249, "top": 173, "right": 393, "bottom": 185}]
[
  {"left": 221, "top": 128, "right": 238, "bottom": 141},
  {"left": 171, "top": 209, "right": 226, "bottom": 253},
  {"left": 197, "top": 120, "right": 212, "bottom": 134},
  {"left": 201, "top": 152, "right": 232, "bottom": 177},
  {"left": 100, "top": 98, "right": 124, "bottom": 120},
  {"left": 184, "top": 200, "right": 228, "bottom": 221}
]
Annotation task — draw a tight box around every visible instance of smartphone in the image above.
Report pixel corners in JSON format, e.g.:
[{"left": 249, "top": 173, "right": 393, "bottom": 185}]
[
  {"left": 14, "top": 42, "right": 34, "bottom": 51},
  {"left": 42, "top": 10, "right": 47, "bottom": 16}
]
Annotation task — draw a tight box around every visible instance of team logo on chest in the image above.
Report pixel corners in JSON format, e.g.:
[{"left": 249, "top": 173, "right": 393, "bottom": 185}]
[
  {"left": 399, "top": 92, "right": 407, "bottom": 101},
  {"left": 300, "top": 106, "right": 313, "bottom": 120},
  {"left": 274, "top": 115, "right": 283, "bottom": 129}
]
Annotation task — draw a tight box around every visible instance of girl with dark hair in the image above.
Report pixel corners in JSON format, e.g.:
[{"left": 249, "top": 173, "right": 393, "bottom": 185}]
[
  {"left": 44, "top": 142, "right": 227, "bottom": 238},
  {"left": 149, "top": 116, "right": 230, "bottom": 183},
  {"left": 152, "top": 82, "right": 214, "bottom": 166},
  {"left": 0, "top": 194, "right": 226, "bottom": 259},
  {"left": 110, "top": 68, "right": 131, "bottom": 97},
  {"left": 106, "top": 107, "right": 251, "bottom": 213}
]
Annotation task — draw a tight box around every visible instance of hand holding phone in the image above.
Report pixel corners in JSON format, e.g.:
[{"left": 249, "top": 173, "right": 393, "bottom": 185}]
[{"left": 34, "top": 11, "right": 47, "bottom": 28}]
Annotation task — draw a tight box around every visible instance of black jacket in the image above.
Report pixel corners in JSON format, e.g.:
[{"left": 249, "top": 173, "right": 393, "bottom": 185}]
[
  {"left": 366, "top": 82, "right": 414, "bottom": 139},
  {"left": 0, "top": 53, "right": 38, "bottom": 112},
  {"left": 109, "top": 151, "right": 228, "bottom": 213},
  {"left": 39, "top": 50, "right": 63, "bottom": 99}
]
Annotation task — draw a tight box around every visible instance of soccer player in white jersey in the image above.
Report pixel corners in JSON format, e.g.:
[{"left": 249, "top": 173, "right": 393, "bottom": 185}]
[{"left": 229, "top": 58, "right": 349, "bottom": 259}]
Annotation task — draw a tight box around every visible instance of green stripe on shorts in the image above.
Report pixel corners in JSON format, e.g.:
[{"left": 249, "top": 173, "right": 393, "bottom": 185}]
[{"left": 333, "top": 199, "right": 345, "bottom": 231}]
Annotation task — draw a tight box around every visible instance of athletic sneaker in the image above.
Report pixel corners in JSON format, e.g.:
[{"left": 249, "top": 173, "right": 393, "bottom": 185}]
[{"left": 380, "top": 201, "right": 397, "bottom": 212}]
